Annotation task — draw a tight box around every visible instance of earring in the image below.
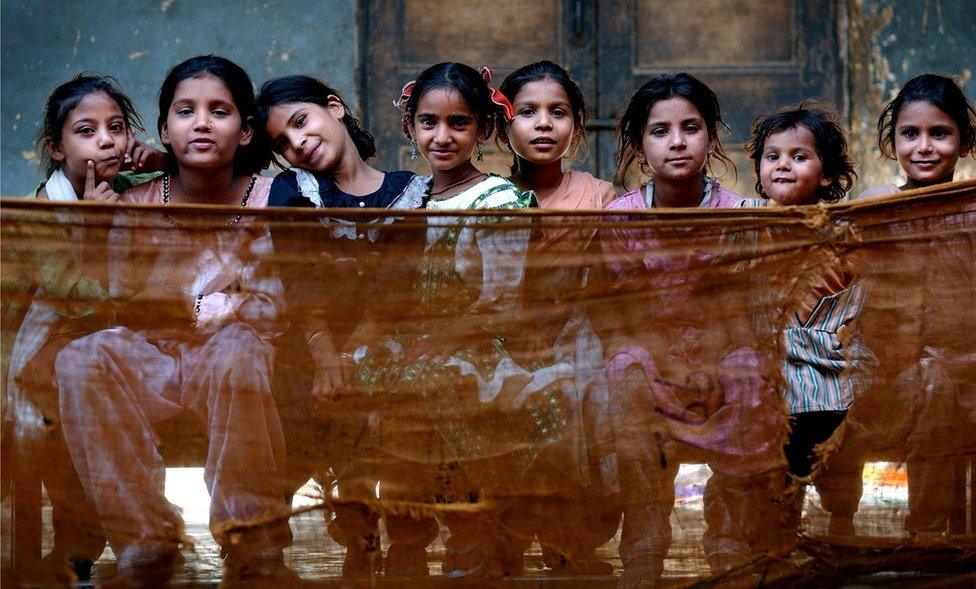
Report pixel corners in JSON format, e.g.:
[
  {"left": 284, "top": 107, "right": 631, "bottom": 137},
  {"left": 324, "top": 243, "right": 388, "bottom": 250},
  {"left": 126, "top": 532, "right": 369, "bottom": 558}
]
[
  {"left": 477, "top": 143, "right": 484, "bottom": 161},
  {"left": 410, "top": 142, "right": 418, "bottom": 160}
]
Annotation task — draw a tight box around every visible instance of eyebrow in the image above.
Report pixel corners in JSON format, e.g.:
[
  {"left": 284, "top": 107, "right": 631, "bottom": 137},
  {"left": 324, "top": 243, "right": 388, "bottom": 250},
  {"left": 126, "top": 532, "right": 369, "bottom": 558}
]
[{"left": 648, "top": 117, "right": 703, "bottom": 126}]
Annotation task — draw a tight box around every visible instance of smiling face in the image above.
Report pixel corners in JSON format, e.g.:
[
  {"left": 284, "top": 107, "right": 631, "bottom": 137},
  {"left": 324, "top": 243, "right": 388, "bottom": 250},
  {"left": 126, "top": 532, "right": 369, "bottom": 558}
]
[
  {"left": 894, "top": 100, "right": 964, "bottom": 187},
  {"left": 640, "top": 96, "right": 713, "bottom": 183},
  {"left": 265, "top": 99, "right": 351, "bottom": 172},
  {"left": 506, "top": 78, "right": 577, "bottom": 167},
  {"left": 758, "top": 125, "right": 831, "bottom": 205},
  {"left": 49, "top": 91, "right": 129, "bottom": 185},
  {"left": 161, "top": 73, "right": 252, "bottom": 172},
  {"left": 409, "top": 88, "right": 484, "bottom": 174}
]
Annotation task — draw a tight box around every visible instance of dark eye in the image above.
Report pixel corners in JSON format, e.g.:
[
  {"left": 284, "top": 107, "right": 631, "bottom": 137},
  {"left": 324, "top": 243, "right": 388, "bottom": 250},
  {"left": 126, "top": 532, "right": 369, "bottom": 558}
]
[
  {"left": 650, "top": 127, "right": 667, "bottom": 137},
  {"left": 794, "top": 154, "right": 807, "bottom": 162},
  {"left": 931, "top": 126, "right": 951, "bottom": 139},
  {"left": 176, "top": 107, "right": 192, "bottom": 116},
  {"left": 519, "top": 108, "right": 535, "bottom": 117},
  {"left": 551, "top": 109, "right": 566, "bottom": 118},
  {"left": 765, "top": 153, "right": 778, "bottom": 161},
  {"left": 110, "top": 122, "right": 126, "bottom": 133},
  {"left": 212, "top": 108, "right": 230, "bottom": 117},
  {"left": 77, "top": 126, "right": 95, "bottom": 135},
  {"left": 295, "top": 114, "right": 307, "bottom": 128},
  {"left": 684, "top": 124, "right": 700, "bottom": 133},
  {"left": 901, "top": 128, "right": 918, "bottom": 139}
]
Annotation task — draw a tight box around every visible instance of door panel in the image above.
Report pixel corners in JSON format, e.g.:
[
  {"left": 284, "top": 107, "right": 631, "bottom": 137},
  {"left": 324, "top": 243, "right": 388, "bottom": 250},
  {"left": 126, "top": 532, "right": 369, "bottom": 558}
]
[
  {"left": 597, "top": 0, "right": 842, "bottom": 193},
  {"left": 360, "top": 1, "right": 842, "bottom": 191},
  {"left": 362, "top": 0, "right": 598, "bottom": 176}
]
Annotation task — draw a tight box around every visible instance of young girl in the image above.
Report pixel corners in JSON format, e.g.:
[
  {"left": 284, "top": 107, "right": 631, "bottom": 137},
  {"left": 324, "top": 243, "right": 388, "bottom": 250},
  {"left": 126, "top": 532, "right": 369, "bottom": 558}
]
[
  {"left": 744, "top": 103, "right": 876, "bottom": 536},
  {"left": 610, "top": 73, "right": 741, "bottom": 209},
  {"left": 601, "top": 74, "right": 784, "bottom": 586},
  {"left": 497, "top": 60, "right": 619, "bottom": 575},
  {"left": 255, "top": 74, "right": 426, "bottom": 578},
  {"left": 352, "top": 61, "right": 550, "bottom": 578},
  {"left": 858, "top": 75, "right": 976, "bottom": 537},
  {"left": 54, "top": 55, "right": 293, "bottom": 586},
  {"left": 859, "top": 74, "right": 976, "bottom": 198},
  {"left": 5, "top": 74, "right": 153, "bottom": 581}
]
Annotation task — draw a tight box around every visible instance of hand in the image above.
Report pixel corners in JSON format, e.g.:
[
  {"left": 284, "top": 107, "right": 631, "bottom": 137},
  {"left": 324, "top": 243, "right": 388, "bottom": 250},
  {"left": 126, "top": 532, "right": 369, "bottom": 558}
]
[
  {"left": 84, "top": 160, "right": 120, "bottom": 202},
  {"left": 311, "top": 362, "right": 347, "bottom": 403},
  {"left": 124, "top": 139, "right": 167, "bottom": 172}
]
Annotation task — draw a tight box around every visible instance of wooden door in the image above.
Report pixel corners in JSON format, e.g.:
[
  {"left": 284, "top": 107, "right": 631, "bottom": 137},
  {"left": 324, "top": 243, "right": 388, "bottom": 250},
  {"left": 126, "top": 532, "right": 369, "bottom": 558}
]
[
  {"left": 361, "top": 0, "right": 598, "bottom": 176},
  {"left": 596, "top": 0, "right": 843, "bottom": 192},
  {"left": 360, "top": 1, "right": 843, "bottom": 190}
]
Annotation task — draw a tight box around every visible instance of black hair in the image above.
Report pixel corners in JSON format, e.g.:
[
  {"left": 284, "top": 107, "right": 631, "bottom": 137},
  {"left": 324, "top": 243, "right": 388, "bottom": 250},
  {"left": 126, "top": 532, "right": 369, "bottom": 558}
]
[
  {"left": 37, "top": 74, "right": 144, "bottom": 177},
  {"left": 156, "top": 54, "right": 270, "bottom": 175},
  {"left": 745, "top": 102, "right": 856, "bottom": 203},
  {"left": 615, "top": 72, "right": 735, "bottom": 188},
  {"left": 255, "top": 75, "right": 376, "bottom": 166},
  {"left": 402, "top": 62, "right": 497, "bottom": 140},
  {"left": 879, "top": 74, "right": 976, "bottom": 159},
  {"left": 498, "top": 60, "right": 589, "bottom": 172}
]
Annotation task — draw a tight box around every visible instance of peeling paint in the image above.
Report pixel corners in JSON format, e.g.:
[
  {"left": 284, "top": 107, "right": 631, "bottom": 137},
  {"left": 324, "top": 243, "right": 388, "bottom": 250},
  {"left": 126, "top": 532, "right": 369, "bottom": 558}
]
[
  {"left": 21, "top": 151, "right": 39, "bottom": 164},
  {"left": 129, "top": 51, "right": 145, "bottom": 60},
  {"left": 160, "top": 0, "right": 173, "bottom": 12}
]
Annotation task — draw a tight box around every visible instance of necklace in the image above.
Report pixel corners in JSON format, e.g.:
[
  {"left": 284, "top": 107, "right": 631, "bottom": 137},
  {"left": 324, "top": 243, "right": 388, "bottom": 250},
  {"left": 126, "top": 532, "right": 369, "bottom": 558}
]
[
  {"left": 163, "top": 174, "right": 257, "bottom": 224},
  {"left": 428, "top": 171, "right": 486, "bottom": 199}
]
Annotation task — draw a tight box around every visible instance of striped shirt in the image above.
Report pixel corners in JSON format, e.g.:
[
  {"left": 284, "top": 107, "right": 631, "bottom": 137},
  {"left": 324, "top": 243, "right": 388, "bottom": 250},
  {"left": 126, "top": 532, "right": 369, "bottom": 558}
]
[{"left": 780, "top": 281, "right": 876, "bottom": 413}]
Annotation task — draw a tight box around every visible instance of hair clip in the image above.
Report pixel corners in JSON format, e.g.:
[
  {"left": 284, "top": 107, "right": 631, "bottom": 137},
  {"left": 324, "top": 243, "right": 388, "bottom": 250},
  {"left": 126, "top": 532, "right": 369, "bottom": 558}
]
[
  {"left": 481, "top": 66, "right": 515, "bottom": 123},
  {"left": 393, "top": 80, "right": 415, "bottom": 112}
]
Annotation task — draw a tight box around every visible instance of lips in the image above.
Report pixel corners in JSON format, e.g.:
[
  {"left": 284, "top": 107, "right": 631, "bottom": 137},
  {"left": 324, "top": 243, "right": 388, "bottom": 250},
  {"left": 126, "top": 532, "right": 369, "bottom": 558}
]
[
  {"left": 301, "top": 143, "right": 321, "bottom": 162},
  {"left": 189, "top": 138, "right": 216, "bottom": 149},
  {"left": 666, "top": 157, "right": 693, "bottom": 164},
  {"left": 429, "top": 150, "right": 454, "bottom": 159},
  {"left": 530, "top": 137, "right": 557, "bottom": 145}
]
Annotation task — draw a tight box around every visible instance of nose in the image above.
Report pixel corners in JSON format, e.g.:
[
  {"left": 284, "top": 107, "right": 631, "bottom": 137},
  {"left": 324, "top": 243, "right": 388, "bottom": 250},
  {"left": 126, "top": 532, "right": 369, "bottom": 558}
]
[
  {"left": 433, "top": 122, "right": 451, "bottom": 145},
  {"left": 775, "top": 156, "right": 790, "bottom": 171},
  {"left": 917, "top": 134, "right": 934, "bottom": 153},
  {"left": 193, "top": 113, "right": 212, "bottom": 132},
  {"left": 535, "top": 112, "right": 552, "bottom": 130},
  {"left": 669, "top": 130, "right": 686, "bottom": 150},
  {"left": 96, "top": 127, "right": 115, "bottom": 149}
]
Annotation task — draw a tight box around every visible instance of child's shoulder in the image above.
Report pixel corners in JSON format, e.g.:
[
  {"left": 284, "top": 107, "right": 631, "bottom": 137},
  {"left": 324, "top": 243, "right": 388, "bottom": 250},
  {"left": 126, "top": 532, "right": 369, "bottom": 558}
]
[
  {"left": 856, "top": 183, "right": 900, "bottom": 200},
  {"left": 605, "top": 186, "right": 645, "bottom": 211},
  {"left": 121, "top": 175, "right": 165, "bottom": 204},
  {"left": 710, "top": 182, "right": 747, "bottom": 208},
  {"left": 567, "top": 170, "right": 618, "bottom": 208}
]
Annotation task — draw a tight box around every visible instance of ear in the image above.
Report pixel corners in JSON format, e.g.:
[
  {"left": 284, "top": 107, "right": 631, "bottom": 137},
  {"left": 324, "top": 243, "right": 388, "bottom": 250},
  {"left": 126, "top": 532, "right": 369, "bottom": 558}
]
[
  {"left": 819, "top": 176, "right": 833, "bottom": 188},
  {"left": 47, "top": 140, "right": 66, "bottom": 163},
  {"left": 239, "top": 115, "right": 254, "bottom": 147},
  {"left": 707, "top": 136, "right": 716, "bottom": 155},
  {"left": 327, "top": 95, "right": 346, "bottom": 119},
  {"left": 160, "top": 122, "right": 170, "bottom": 147},
  {"left": 497, "top": 126, "right": 509, "bottom": 145},
  {"left": 402, "top": 114, "right": 414, "bottom": 140}
]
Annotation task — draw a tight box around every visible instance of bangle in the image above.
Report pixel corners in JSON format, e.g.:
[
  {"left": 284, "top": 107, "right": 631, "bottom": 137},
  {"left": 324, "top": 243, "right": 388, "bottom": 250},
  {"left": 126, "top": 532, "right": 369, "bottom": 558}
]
[
  {"left": 190, "top": 294, "right": 204, "bottom": 328},
  {"left": 307, "top": 330, "right": 329, "bottom": 346}
]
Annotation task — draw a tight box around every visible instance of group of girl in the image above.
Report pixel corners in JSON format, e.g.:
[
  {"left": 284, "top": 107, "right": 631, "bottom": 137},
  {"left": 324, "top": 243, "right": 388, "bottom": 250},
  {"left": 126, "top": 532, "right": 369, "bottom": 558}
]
[{"left": 11, "top": 51, "right": 975, "bottom": 587}]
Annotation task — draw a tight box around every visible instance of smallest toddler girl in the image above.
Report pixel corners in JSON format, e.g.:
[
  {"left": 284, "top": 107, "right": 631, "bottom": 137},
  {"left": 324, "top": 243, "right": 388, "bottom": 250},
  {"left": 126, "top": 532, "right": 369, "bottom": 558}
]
[{"left": 745, "top": 103, "right": 875, "bottom": 532}]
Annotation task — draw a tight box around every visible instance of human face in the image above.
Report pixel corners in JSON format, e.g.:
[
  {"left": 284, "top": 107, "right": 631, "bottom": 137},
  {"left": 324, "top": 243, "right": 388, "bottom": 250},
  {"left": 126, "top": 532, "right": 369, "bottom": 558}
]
[
  {"left": 409, "top": 88, "right": 484, "bottom": 173},
  {"left": 758, "top": 125, "right": 831, "bottom": 205},
  {"left": 160, "top": 73, "right": 252, "bottom": 172},
  {"left": 641, "top": 97, "right": 713, "bottom": 183},
  {"left": 265, "top": 99, "right": 351, "bottom": 172},
  {"left": 507, "top": 79, "right": 577, "bottom": 167},
  {"left": 894, "top": 100, "right": 963, "bottom": 187},
  {"left": 50, "top": 91, "right": 129, "bottom": 185}
]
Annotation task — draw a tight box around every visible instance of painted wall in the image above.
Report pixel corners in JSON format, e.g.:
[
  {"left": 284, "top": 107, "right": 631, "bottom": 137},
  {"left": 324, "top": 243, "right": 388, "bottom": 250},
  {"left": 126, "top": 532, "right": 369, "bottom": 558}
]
[
  {"left": 0, "top": 0, "right": 357, "bottom": 195},
  {"left": 849, "top": 0, "right": 976, "bottom": 190},
  {"left": 2, "top": 1, "right": 974, "bottom": 195}
]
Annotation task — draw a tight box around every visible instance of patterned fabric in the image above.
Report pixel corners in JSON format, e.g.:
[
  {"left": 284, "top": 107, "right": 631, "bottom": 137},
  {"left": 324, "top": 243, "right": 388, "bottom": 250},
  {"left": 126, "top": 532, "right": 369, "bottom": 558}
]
[
  {"left": 269, "top": 169, "right": 426, "bottom": 242},
  {"left": 352, "top": 174, "right": 566, "bottom": 485},
  {"left": 781, "top": 281, "right": 875, "bottom": 413}
]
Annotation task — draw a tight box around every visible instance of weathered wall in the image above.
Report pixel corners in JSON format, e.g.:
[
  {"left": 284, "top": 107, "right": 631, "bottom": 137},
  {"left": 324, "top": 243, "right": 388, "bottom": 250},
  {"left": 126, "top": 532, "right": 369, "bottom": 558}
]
[
  {"left": 848, "top": 0, "right": 976, "bottom": 191},
  {"left": 0, "top": 0, "right": 356, "bottom": 195},
  {"left": 2, "top": 1, "right": 974, "bottom": 195}
]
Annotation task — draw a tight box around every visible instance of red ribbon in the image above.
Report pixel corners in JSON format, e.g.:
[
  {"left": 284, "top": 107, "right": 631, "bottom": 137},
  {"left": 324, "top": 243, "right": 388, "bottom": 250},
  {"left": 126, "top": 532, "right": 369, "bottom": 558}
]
[{"left": 481, "top": 66, "right": 515, "bottom": 122}]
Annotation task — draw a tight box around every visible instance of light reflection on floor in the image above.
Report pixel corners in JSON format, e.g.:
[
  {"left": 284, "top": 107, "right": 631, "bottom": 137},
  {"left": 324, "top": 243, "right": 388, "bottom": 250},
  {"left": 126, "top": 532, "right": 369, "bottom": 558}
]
[{"left": 152, "top": 462, "right": 913, "bottom": 582}]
